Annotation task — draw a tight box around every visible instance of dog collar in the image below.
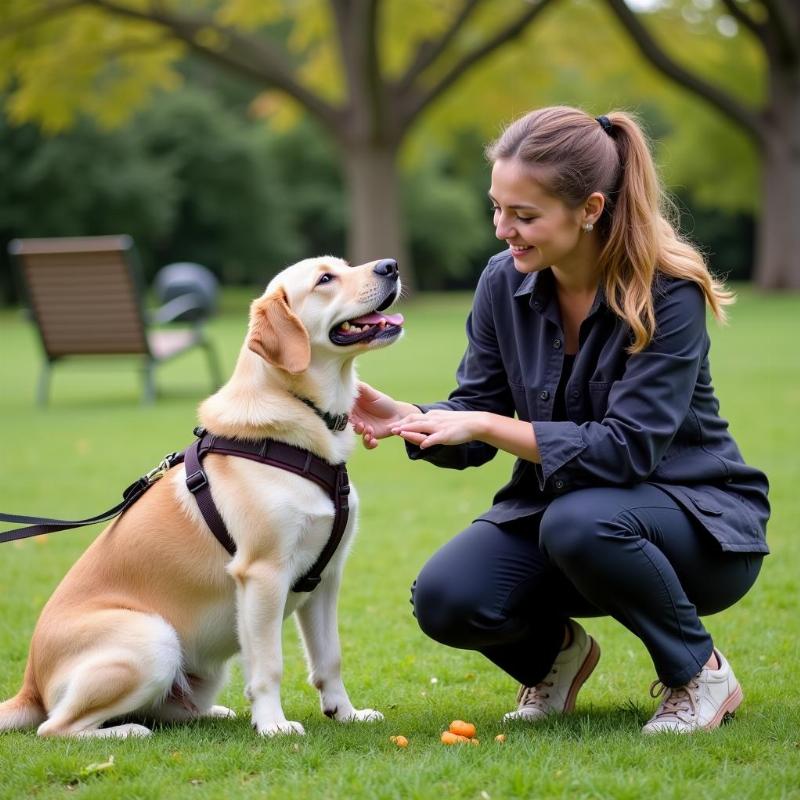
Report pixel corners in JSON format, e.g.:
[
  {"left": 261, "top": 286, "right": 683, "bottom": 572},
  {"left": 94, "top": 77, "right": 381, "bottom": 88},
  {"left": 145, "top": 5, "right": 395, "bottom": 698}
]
[{"left": 294, "top": 394, "right": 349, "bottom": 432}]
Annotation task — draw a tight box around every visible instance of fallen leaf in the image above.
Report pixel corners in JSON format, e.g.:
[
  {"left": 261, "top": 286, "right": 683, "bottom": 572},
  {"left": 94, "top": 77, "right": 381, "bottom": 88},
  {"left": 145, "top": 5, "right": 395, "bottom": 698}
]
[{"left": 79, "top": 756, "right": 115, "bottom": 777}]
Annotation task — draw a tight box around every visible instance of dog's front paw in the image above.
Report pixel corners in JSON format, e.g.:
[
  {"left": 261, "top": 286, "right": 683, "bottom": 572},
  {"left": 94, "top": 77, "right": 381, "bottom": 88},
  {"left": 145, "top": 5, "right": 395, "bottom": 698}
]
[
  {"left": 334, "top": 708, "right": 384, "bottom": 723},
  {"left": 255, "top": 719, "right": 306, "bottom": 737}
]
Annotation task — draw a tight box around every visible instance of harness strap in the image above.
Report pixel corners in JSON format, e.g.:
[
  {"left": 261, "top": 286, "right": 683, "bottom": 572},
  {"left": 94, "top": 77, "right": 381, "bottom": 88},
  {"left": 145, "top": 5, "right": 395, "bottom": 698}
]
[
  {"left": 188, "top": 430, "right": 350, "bottom": 592},
  {"left": 184, "top": 437, "right": 237, "bottom": 557}
]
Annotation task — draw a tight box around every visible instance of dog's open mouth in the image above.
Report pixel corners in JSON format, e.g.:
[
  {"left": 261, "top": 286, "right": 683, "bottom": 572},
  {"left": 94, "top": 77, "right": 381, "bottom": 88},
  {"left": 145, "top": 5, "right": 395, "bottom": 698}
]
[{"left": 329, "top": 311, "right": 404, "bottom": 346}]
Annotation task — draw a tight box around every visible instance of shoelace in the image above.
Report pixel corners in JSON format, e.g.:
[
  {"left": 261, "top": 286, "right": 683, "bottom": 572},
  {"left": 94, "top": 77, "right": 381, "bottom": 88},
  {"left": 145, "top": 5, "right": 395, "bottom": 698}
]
[
  {"left": 649, "top": 676, "right": 700, "bottom": 722},
  {"left": 517, "top": 666, "right": 558, "bottom": 710}
]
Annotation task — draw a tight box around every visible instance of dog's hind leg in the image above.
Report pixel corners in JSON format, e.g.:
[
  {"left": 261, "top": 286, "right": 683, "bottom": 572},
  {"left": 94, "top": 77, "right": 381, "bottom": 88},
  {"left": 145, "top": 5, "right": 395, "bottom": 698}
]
[
  {"left": 37, "top": 613, "right": 183, "bottom": 739},
  {"left": 294, "top": 570, "right": 383, "bottom": 724},
  {"left": 150, "top": 663, "right": 236, "bottom": 723}
]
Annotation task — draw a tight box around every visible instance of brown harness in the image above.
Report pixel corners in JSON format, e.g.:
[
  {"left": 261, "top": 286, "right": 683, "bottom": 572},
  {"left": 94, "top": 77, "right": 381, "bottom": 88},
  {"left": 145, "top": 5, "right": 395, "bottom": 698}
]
[{"left": 0, "top": 427, "right": 350, "bottom": 593}]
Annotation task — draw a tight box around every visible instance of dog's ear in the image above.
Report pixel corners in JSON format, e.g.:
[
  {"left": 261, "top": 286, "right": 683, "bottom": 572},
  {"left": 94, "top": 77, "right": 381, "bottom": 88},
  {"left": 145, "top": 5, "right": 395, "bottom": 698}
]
[{"left": 248, "top": 290, "right": 311, "bottom": 374}]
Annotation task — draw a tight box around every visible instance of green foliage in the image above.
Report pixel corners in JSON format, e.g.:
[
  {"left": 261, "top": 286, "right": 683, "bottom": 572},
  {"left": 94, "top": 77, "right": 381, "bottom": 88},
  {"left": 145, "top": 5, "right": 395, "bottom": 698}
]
[
  {"left": 407, "top": 0, "right": 763, "bottom": 215},
  {"left": 403, "top": 171, "right": 490, "bottom": 291},
  {"left": 0, "top": 1, "right": 184, "bottom": 132},
  {"left": 0, "top": 0, "right": 766, "bottom": 298},
  {"left": 131, "top": 89, "right": 299, "bottom": 283},
  {"left": 0, "top": 88, "right": 298, "bottom": 301}
]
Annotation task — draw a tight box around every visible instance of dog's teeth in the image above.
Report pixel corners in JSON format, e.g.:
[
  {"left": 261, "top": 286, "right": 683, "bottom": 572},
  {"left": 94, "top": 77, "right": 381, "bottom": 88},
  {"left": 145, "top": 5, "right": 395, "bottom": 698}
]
[
  {"left": 341, "top": 321, "right": 351, "bottom": 331},
  {"left": 379, "top": 320, "right": 386, "bottom": 329}
]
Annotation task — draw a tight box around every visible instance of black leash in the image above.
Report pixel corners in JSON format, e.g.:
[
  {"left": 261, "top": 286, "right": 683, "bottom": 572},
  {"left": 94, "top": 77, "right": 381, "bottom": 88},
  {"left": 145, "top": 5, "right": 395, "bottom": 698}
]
[
  {"left": 0, "top": 429, "right": 349, "bottom": 593},
  {"left": 0, "top": 452, "right": 179, "bottom": 545}
]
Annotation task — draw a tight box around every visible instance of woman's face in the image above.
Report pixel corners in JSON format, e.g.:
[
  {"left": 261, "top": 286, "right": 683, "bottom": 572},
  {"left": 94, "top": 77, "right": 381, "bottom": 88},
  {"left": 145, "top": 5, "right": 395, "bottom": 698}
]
[{"left": 489, "top": 158, "right": 585, "bottom": 274}]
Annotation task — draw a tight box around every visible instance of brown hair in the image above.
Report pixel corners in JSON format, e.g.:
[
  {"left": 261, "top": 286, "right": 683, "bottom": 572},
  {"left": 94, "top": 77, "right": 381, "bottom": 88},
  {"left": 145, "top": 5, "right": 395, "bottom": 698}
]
[{"left": 486, "top": 106, "right": 734, "bottom": 352}]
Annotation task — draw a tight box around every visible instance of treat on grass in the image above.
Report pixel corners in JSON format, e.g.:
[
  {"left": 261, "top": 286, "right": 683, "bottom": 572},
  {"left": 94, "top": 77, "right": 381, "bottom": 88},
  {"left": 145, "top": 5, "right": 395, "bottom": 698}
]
[{"left": 448, "top": 720, "right": 477, "bottom": 739}]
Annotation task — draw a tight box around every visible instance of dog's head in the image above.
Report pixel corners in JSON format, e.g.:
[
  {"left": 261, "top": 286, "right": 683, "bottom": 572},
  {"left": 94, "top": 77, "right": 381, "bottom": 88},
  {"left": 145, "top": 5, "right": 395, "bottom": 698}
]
[{"left": 247, "top": 257, "right": 403, "bottom": 374}]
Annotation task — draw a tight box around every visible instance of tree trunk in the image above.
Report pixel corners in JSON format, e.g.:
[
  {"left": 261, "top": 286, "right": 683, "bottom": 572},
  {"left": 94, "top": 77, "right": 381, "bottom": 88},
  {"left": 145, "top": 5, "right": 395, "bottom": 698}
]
[
  {"left": 754, "top": 42, "right": 800, "bottom": 288},
  {"left": 341, "top": 142, "right": 414, "bottom": 293}
]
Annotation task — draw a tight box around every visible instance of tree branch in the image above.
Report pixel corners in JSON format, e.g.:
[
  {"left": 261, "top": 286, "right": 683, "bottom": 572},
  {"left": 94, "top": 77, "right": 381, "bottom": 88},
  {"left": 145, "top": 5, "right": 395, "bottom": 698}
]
[
  {"left": 85, "top": 0, "right": 342, "bottom": 129},
  {"left": 0, "top": 0, "right": 81, "bottom": 40},
  {"left": 718, "top": 0, "right": 765, "bottom": 41},
  {"left": 329, "top": 0, "right": 381, "bottom": 113},
  {"left": 603, "top": 0, "right": 766, "bottom": 146},
  {"left": 399, "top": 0, "right": 557, "bottom": 130},
  {"left": 397, "top": 0, "right": 482, "bottom": 93},
  {"left": 759, "top": 0, "right": 799, "bottom": 64}
]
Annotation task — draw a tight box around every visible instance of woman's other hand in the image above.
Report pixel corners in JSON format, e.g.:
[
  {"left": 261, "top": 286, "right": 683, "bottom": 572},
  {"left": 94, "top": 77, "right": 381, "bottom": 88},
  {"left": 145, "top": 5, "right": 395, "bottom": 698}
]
[{"left": 390, "top": 409, "right": 489, "bottom": 449}]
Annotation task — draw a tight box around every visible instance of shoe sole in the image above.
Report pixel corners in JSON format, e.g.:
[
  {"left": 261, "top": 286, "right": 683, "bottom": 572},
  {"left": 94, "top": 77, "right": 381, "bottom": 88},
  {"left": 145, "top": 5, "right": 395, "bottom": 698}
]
[
  {"left": 704, "top": 683, "right": 744, "bottom": 730},
  {"left": 563, "top": 637, "right": 601, "bottom": 714}
]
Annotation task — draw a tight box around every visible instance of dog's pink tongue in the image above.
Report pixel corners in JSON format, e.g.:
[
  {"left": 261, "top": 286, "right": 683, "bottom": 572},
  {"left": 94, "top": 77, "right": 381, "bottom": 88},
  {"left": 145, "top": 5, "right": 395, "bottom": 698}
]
[{"left": 351, "top": 312, "right": 404, "bottom": 326}]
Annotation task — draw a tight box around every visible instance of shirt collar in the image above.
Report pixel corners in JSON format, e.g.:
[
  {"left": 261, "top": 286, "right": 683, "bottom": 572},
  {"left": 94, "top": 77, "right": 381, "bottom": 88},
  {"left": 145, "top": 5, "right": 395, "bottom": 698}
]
[{"left": 513, "top": 267, "right": 607, "bottom": 315}]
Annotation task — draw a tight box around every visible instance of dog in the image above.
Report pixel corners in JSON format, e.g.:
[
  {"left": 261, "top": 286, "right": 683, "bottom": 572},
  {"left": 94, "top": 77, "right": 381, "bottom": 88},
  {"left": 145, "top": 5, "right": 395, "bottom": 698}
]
[{"left": 0, "top": 256, "right": 403, "bottom": 739}]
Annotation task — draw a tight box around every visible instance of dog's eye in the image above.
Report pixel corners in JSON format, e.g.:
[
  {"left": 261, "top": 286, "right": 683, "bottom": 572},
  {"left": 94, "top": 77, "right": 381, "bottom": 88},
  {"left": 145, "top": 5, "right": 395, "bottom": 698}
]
[{"left": 316, "top": 273, "right": 336, "bottom": 286}]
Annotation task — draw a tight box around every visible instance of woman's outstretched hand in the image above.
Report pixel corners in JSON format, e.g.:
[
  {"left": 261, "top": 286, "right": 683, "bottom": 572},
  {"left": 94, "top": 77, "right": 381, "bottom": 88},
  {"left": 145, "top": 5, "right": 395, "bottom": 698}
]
[{"left": 350, "top": 382, "right": 418, "bottom": 449}]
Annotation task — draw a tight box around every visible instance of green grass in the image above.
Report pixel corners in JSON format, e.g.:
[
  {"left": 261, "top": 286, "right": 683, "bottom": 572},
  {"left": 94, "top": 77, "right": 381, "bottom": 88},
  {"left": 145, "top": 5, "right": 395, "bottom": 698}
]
[{"left": 0, "top": 286, "right": 799, "bottom": 799}]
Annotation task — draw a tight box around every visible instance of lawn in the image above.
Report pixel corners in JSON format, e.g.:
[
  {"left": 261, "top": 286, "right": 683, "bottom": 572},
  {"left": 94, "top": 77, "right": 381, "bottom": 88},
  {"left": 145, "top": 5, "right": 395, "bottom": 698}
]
[{"left": 0, "top": 285, "right": 798, "bottom": 800}]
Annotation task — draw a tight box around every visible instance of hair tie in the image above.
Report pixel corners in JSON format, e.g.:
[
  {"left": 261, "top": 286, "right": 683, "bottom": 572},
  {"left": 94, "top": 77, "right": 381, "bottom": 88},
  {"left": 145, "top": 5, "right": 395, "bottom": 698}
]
[{"left": 596, "top": 115, "right": 614, "bottom": 135}]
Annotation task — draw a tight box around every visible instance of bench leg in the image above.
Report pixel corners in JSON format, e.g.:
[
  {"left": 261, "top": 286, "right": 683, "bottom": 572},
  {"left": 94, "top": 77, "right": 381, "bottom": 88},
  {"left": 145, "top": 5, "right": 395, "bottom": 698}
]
[
  {"left": 142, "top": 358, "right": 156, "bottom": 404},
  {"left": 37, "top": 360, "right": 51, "bottom": 406}
]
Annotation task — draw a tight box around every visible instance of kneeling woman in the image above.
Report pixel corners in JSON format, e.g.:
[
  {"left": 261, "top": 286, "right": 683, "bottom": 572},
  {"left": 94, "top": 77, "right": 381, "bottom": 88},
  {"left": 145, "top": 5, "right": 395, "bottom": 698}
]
[{"left": 350, "top": 106, "right": 769, "bottom": 734}]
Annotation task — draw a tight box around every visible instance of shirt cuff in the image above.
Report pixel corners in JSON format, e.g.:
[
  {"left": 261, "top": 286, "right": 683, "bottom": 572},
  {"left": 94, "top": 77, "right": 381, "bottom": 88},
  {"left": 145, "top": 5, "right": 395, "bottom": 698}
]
[{"left": 532, "top": 420, "right": 586, "bottom": 491}]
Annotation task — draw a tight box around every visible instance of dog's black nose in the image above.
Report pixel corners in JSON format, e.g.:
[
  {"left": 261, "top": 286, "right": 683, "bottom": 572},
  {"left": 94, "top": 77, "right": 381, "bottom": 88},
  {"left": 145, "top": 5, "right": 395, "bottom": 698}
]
[{"left": 373, "top": 259, "right": 398, "bottom": 278}]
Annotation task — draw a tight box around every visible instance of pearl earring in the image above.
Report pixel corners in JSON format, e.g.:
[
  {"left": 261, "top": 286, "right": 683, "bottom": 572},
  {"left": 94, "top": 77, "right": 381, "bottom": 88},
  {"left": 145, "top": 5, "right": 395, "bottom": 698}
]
[{"left": 582, "top": 222, "right": 594, "bottom": 232}]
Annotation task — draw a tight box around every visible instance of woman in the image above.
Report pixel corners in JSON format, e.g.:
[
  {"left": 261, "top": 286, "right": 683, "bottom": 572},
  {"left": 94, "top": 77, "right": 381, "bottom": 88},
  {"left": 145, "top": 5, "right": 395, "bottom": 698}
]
[{"left": 350, "top": 106, "right": 769, "bottom": 734}]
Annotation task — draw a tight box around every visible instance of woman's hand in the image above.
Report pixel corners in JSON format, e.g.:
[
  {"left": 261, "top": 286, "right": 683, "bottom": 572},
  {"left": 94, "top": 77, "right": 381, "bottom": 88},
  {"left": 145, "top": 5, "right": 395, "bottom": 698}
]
[
  {"left": 350, "top": 382, "right": 418, "bottom": 449},
  {"left": 390, "top": 409, "right": 489, "bottom": 449}
]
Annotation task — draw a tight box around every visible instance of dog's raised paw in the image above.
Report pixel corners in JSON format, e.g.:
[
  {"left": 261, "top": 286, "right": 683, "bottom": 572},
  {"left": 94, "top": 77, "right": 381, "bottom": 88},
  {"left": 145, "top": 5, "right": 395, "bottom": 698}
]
[
  {"left": 336, "top": 708, "right": 384, "bottom": 723},
  {"left": 256, "top": 720, "right": 306, "bottom": 737}
]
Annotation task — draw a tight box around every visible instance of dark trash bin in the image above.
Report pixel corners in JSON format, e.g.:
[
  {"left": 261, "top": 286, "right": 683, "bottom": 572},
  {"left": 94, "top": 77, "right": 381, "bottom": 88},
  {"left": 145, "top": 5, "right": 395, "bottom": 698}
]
[{"left": 153, "top": 262, "right": 219, "bottom": 324}]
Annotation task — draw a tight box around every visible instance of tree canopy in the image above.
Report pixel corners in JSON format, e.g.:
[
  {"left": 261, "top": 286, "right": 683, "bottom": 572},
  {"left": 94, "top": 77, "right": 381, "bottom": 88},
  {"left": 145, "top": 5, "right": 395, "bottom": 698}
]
[{"left": 1, "top": 0, "right": 786, "bottom": 286}]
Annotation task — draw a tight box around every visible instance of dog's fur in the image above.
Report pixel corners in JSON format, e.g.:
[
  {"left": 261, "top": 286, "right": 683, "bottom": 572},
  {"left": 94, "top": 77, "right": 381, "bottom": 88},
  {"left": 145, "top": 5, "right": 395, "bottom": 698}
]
[{"left": 0, "top": 256, "right": 402, "bottom": 738}]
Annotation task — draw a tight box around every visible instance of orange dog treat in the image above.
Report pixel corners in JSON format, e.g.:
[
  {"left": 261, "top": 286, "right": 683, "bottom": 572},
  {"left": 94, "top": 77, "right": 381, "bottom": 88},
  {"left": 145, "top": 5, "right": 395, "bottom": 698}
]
[
  {"left": 495, "top": 734, "right": 507, "bottom": 743},
  {"left": 389, "top": 735, "right": 409, "bottom": 748},
  {"left": 441, "top": 731, "right": 471, "bottom": 745},
  {"left": 448, "top": 720, "right": 477, "bottom": 739}
]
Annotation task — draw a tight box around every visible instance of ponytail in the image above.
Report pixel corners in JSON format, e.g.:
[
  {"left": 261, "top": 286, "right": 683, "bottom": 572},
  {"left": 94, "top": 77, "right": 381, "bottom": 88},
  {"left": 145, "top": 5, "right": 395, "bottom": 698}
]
[{"left": 599, "top": 112, "right": 734, "bottom": 352}]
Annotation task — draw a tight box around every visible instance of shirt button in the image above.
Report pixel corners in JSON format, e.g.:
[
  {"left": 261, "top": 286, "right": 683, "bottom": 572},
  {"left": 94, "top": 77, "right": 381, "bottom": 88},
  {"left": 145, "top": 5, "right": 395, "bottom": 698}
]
[
  {"left": 553, "top": 339, "right": 562, "bottom": 349},
  {"left": 554, "top": 479, "right": 565, "bottom": 490},
  {"left": 539, "top": 390, "right": 550, "bottom": 401}
]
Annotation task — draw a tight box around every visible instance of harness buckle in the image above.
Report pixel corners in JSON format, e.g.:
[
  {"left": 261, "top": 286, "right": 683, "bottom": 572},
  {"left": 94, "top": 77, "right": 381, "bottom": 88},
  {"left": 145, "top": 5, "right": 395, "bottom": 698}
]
[
  {"left": 337, "top": 469, "right": 350, "bottom": 496},
  {"left": 185, "top": 469, "right": 209, "bottom": 494}
]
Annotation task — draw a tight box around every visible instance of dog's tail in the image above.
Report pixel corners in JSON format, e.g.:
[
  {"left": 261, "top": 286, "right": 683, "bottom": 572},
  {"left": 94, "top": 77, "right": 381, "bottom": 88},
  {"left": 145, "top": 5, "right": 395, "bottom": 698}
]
[{"left": 0, "top": 659, "right": 46, "bottom": 731}]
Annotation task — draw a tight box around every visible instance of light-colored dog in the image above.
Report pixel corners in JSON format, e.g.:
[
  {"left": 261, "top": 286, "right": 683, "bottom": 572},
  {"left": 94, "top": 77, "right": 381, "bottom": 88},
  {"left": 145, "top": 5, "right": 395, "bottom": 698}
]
[{"left": 0, "top": 256, "right": 403, "bottom": 739}]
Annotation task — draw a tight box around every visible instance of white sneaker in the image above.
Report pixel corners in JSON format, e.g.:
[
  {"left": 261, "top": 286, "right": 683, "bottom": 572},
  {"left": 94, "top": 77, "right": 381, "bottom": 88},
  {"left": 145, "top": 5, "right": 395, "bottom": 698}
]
[
  {"left": 641, "top": 649, "right": 743, "bottom": 734},
  {"left": 503, "top": 620, "right": 600, "bottom": 723}
]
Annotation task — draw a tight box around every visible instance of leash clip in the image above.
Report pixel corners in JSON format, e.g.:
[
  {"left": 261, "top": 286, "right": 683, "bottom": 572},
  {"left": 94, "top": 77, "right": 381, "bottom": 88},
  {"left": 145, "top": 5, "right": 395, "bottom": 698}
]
[{"left": 145, "top": 453, "right": 177, "bottom": 485}]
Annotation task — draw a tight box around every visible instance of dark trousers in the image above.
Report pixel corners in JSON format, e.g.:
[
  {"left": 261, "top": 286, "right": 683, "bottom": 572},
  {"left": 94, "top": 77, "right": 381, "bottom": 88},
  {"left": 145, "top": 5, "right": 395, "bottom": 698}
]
[{"left": 411, "top": 484, "right": 762, "bottom": 688}]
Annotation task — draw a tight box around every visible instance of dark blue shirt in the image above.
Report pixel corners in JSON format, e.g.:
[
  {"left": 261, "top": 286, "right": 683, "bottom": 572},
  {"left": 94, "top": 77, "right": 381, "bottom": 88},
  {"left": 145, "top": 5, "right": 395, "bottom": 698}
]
[{"left": 408, "top": 251, "right": 769, "bottom": 554}]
